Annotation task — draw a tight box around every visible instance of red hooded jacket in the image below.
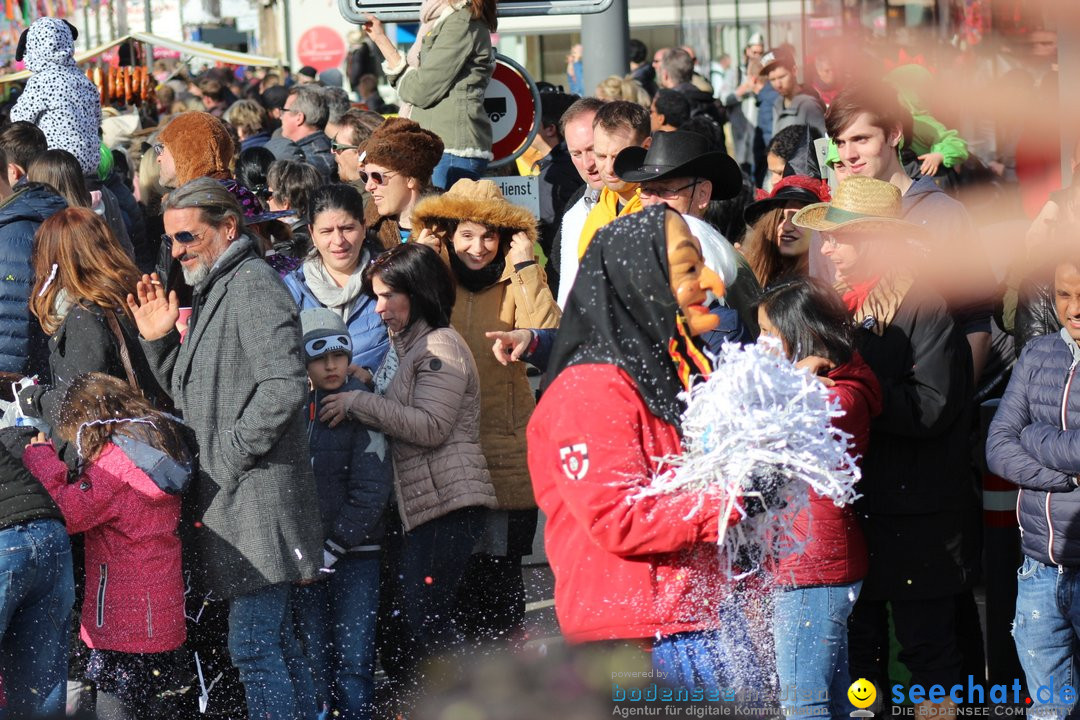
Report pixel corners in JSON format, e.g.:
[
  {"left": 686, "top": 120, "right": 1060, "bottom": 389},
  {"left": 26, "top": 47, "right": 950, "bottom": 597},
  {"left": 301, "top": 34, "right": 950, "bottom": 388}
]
[
  {"left": 774, "top": 354, "right": 883, "bottom": 586},
  {"left": 25, "top": 441, "right": 185, "bottom": 653},
  {"left": 527, "top": 363, "right": 741, "bottom": 643}
]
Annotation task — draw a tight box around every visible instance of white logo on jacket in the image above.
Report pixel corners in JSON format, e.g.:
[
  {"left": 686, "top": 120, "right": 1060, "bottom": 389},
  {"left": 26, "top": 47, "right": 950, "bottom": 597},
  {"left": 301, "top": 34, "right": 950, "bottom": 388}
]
[{"left": 559, "top": 443, "right": 590, "bottom": 480}]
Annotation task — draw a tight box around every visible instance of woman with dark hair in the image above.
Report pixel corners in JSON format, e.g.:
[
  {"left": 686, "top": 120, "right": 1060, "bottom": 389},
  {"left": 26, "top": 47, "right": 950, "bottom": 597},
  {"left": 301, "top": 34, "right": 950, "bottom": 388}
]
[
  {"left": 268, "top": 159, "right": 323, "bottom": 256},
  {"left": 26, "top": 148, "right": 91, "bottom": 208},
  {"left": 20, "top": 207, "right": 166, "bottom": 430},
  {"left": 755, "top": 276, "right": 882, "bottom": 719},
  {"left": 236, "top": 146, "right": 276, "bottom": 206},
  {"left": 319, "top": 242, "right": 497, "bottom": 707},
  {"left": 741, "top": 175, "right": 830, "bottom": 287},
  {"left": 361, "top": 0, "right": 496, "bottom": 188},
  {"left": 412, "top": 179, "right": 560, "bottom": 643},
  {"left": 283, "top": 184, "right": 390, "bottom": 374}
]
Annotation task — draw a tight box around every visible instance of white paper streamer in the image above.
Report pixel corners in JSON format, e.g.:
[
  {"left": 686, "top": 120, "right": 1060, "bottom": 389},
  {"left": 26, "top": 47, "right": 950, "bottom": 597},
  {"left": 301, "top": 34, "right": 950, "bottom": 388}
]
[{"left": 639, "top": 338, "right": 862, "bottom": 578}]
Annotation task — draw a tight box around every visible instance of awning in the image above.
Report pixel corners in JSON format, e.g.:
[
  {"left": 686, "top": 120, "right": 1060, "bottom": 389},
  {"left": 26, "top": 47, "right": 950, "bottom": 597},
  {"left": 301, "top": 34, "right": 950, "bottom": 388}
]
[{"left": 0, "top": 31, "right": 280, "bottom": 84}]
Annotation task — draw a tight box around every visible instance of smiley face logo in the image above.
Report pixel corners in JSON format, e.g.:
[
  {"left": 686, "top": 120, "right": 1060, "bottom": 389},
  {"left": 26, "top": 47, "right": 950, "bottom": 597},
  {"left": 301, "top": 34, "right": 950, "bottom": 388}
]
[{"left": 848, "top": 678, "right": 877, "bottom": 710}]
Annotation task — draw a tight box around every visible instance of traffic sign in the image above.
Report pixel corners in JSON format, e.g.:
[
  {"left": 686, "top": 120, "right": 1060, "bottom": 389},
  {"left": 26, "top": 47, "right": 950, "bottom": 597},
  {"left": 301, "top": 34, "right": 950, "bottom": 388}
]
[
  {"left": 485, "top": 54, "right": 541, "bottom": 167},
  {"left": 338, "top": 0, "right": 611, "bottom": 24}
]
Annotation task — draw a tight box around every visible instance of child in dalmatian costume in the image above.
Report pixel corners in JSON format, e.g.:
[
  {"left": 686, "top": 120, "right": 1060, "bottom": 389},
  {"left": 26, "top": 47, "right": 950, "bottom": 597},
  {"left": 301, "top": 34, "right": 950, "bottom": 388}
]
[{"left": 12, "top": 18, "right": 102, "bottom": 177}]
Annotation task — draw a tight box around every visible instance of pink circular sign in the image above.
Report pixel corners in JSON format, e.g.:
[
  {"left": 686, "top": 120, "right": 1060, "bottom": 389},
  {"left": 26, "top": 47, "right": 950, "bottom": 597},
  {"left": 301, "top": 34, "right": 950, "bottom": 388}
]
[{"left": 296, "top": 26, "right": 346, "bottom": 72}]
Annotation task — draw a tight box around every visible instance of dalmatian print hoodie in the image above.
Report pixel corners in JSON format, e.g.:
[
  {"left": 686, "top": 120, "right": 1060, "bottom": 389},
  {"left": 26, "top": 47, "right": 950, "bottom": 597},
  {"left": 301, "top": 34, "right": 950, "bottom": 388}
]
[{"left": 11, "top": 18, "right": 102, "bottom": 176}]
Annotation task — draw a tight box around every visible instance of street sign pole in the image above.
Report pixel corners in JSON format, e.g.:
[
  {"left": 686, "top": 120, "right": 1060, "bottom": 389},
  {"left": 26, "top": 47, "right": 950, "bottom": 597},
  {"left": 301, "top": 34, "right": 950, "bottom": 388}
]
[{"left": 581, "top": 0, "right": 628, "bottom": 97}]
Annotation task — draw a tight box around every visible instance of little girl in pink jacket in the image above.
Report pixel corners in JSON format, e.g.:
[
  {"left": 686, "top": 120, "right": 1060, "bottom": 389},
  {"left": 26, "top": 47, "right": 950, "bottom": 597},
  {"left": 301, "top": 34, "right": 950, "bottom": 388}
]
[{"left": 23, "top": 372, "right": 193, "bottom": 719}]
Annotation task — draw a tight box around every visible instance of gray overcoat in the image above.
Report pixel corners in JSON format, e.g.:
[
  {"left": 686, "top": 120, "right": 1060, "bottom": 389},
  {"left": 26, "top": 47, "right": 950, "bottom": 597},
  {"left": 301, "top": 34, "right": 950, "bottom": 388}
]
[{"left": 142, "top": 237, "right": 323, "bottom": 599}]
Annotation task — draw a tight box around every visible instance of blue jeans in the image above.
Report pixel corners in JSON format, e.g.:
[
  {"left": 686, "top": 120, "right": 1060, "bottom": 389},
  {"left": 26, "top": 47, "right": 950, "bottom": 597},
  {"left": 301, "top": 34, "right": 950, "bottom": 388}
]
[
  {"left": 430, "top": 153, "right": 488, "bottom": 190},
  {"left": 1014, "top": 555, "right": 1080, "bottom": 720},
  {"left": 0, "top": 518, "right": 74, "bottom": 718},
  {"left": 294, "top": 555, "right": 380, "bottom": 720},
  {"left": 228, "top": 583, "right": 317, "bottom": 720},
  {"left": 652, "top": 593, "right": 774, "bottom": 694},
  {"left": 773, "top": 582, "right": 861, "bottom": 719}
]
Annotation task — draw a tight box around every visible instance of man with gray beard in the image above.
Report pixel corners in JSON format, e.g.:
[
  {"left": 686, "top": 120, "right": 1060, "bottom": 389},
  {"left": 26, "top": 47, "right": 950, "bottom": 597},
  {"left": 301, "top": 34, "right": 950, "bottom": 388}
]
[{"left": 130, "top": 178, "right": 324, "bottom": 720}]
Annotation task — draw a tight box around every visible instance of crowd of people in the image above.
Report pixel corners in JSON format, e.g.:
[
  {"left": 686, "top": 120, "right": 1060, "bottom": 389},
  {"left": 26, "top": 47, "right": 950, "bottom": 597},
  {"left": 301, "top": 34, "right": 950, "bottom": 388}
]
[{"left": 0, "top": 7, "right": 1072, "bottom": 720}]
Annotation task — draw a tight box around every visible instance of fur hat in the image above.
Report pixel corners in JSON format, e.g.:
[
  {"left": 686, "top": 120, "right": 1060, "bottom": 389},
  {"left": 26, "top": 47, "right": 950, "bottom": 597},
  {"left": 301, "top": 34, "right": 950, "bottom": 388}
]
[
  {"left": 158, "top": 112, "right": 234, "bottom": 185},
  {"left": 361, "top": 118, "right": 444, "bottom": 185},
  {"left": 300, "top": 307, "right": 353, "bottom": 363},
  {"left": 412, "top": 179, "right": 538, "bottom": 244}
]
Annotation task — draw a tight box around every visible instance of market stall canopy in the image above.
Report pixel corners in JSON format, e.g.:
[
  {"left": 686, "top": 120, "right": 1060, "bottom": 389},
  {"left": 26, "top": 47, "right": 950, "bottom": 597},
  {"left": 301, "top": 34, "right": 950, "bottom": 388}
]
[{"left": 0, "top": 31, "right": 280, "bottom": 84}]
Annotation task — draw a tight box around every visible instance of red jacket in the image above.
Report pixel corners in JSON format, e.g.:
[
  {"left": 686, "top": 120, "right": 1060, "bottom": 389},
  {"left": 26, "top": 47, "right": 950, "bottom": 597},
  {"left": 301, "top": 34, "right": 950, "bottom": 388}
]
[
  {"left": 25, "top": 442, "right": 186, "bottom": 653},
  {"left": 774, "top": 354, "right": 883, "bottom": 586},
  {"left": 527, "top": 364, "right": 740, "bottom": 643}
]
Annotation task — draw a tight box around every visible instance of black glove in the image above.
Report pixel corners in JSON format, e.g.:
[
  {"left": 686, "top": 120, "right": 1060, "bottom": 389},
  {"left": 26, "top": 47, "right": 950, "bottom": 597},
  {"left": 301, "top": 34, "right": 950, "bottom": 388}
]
[
  {"left": 17, "top": 383, "right": 45, "bottom": 420},
  {"left": 741, "top": 467, "right": 787, "bottom": 518},
  {"left": 0, "top": 426, "right": 39, "bottom": 462}
]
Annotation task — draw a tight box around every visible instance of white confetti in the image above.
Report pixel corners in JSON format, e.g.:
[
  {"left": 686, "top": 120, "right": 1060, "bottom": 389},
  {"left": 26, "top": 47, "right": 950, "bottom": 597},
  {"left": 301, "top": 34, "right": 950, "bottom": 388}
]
[
  {"left": 295, "top": 548, "right": 303, "bottom": 560},
  {"left": 638, "top": 338, "right": 861, "bottom": 578}
]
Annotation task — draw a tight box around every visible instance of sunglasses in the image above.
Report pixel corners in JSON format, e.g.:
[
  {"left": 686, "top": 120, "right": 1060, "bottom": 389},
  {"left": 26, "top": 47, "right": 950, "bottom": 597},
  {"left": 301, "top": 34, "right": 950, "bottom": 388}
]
[
  {"left": 331, "top": 141, "right": 360, "bottom": 154},
  {"left": 161, "top": 230, "right": 206, "bottom": 245},
  {"left": 359, "top": 169, "right": 397, "bottom": 186},
  {"left": 152, "top": 142, "right": 166, "bottom": 156}
]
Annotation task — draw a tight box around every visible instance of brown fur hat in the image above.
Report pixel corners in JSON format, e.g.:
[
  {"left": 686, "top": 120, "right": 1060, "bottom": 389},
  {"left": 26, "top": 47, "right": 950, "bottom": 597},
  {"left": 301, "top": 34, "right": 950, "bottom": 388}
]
[
  {"left": 361, "top": 118, "right": 444, "bottom": 185},
  {"left": 158, "top": 111, "right": 234, "bottom": 185},
  {"left": 412, "top": 179, "right": 538, "bottom": 244}
]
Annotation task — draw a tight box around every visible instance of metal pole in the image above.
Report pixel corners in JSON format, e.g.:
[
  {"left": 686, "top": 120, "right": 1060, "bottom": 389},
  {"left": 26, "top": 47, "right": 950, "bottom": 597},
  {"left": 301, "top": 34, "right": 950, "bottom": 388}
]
[
  {"left": 581, "top": 0, "right": 629, "bottom": 97},
  {"left": 83, "top": 2, "right": 91, "bottom": 50},
  {"left": 766, "top": 0, "right": 771, "bottom": 48},
  {"left": 282, "top": 0, "right": 294, "bottom": 70},
  {"left": 117, "top": 0, "right": 129, "bottom": 37},
  {"left": 178, "top": 0, "right": 185, "bottom": 41},
  {"left": 1060, "top": 1, "right": 1080, "bottom": 183},
  {"left": 734, "top": 0, "right": 741, "bottom": 48},
  {"left": 799, "top": 0, "right": 806, "bottom": 72},
  {"left": 144, "top": 0, "right": 152, "bottom": 33}
]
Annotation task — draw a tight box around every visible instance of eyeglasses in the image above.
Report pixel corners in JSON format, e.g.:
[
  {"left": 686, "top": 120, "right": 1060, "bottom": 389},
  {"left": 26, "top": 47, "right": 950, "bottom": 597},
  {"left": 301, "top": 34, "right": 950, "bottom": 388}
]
[
  {"left": 821, "top": 234, "right": 840, "bottom": 248},
  {"left": 639, "top": 179, "right": 700, "bottom": 201},
  {"left": 331, "top": 141, "right": 360, "bottom": 154},
  {"left": 152, "top": 143, "right": 166, "bottom": 156},
  {"left": 161, "top": 230, "right": 207, "bottom": 245},
  {"left": 359, "top": 169, "right": 397, "bottom": 186},
  {"left": 281, "top": 106, "right": 300, "bottom": 115}
]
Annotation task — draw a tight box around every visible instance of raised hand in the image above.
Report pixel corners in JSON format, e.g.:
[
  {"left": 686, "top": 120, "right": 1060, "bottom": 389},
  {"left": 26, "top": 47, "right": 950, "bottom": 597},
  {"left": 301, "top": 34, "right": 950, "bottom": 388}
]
[
  {"left": 126, "top": 273, "right": 180, "bottom": 341},
  {"left": 507, "top": 231, "right": 535, "bottom": 266}
]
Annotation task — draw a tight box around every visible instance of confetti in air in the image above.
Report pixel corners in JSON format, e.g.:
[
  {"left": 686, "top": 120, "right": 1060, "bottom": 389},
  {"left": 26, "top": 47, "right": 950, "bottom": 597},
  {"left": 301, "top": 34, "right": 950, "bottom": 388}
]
[{"left": 639, "top": 338, "right": 861, "bottom": 578}]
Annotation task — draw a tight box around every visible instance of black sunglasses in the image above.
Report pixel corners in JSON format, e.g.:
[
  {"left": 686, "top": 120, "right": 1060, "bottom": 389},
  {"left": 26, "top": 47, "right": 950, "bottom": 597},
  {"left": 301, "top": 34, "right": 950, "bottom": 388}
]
[
  {"left": 160, "top": 230, "right": 206, "bottom": 245},
  {"left": 331, "top": 141, "right": 360, "bottom": 154}
]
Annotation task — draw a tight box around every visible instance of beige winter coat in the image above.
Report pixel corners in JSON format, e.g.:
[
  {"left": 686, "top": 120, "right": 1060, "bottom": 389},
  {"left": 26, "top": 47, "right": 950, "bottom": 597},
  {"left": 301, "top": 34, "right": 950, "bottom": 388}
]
[
  {"left": 347, "top": 317, "right": 497, "bottom": 531},
  {"left": 452, "top": 263, "right": 561, "bottom": 509}
]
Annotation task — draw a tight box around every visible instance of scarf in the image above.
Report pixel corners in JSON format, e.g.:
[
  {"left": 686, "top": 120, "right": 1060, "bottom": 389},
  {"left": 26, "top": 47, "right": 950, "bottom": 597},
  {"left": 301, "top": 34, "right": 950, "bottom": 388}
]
[
  {"left": 301, "top": 250, "right": 370, "bottom": 323},
  {"left": 449, "top": 248, "right": 506, "bottom": 293},
  {"left": 548, "top": 205, "right": 709, "bottom": 431},
  {"left": 399, "top": 0, "right": 461, "bottom": 119},
  {"left": 841, "top": 277, "right": 881, "bottom": 314},
  {"left": 836, "top": 273, "right": 914, "bottom": 336},
  {"left": 577, "top": 187, "right": 643, "bottom": 259}
]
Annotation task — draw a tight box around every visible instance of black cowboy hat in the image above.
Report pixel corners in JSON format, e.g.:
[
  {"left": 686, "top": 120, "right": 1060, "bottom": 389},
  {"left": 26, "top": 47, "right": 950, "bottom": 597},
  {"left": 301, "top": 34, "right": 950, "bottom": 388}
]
[{"left": 614, "top": 130, "right": 743, "bottom": 200}]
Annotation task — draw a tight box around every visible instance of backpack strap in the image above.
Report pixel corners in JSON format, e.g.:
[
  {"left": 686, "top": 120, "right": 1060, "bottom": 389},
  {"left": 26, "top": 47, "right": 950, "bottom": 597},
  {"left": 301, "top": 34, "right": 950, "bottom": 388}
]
[{"left": 104, "top": 310, "right": 140, "bottom": 392}]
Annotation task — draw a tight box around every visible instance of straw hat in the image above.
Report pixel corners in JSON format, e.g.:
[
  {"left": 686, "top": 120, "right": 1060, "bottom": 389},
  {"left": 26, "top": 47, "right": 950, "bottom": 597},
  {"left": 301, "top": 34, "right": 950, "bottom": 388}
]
[{"left": 792, "top": 176, "right": 921, "bottom": 234}]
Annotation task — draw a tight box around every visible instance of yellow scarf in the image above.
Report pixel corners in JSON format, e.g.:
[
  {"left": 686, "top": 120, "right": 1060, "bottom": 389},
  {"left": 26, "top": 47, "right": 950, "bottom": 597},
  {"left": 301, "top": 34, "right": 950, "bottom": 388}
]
[{"left": 578, "top": 187, "right": 643, "bottom": 259}]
